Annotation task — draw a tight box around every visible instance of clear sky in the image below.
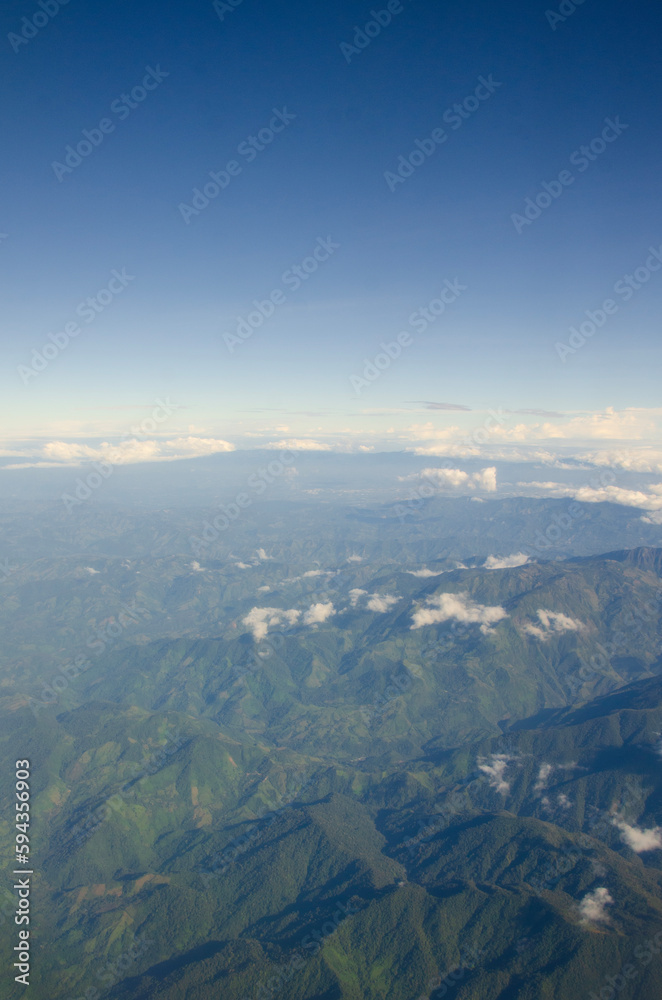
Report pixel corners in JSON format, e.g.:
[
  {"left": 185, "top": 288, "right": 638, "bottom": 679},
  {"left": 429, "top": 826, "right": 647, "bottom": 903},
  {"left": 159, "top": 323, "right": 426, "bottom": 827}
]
[{"left": 1, "top": 0, "right": 661, "bottom": 469}]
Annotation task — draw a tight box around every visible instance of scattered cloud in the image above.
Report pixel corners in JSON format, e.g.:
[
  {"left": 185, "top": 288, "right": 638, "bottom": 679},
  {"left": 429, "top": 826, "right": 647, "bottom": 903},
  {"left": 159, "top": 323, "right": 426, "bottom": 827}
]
[
  {"left": 406, "top": 568, "right": 445, "bottom": 578},
  {"left": 84, "top": 566, "right": 100, "bottom": 575},
  {"left": 347, "top": 554, "right": 363, "bottom": 562},
  {"left": 349, "top": 590, "right": 399, "bottom": 612},
  {"left": 478, "top": 754, "right": 515, "bottom": 794},
  {"left": 579, "top": 887, "right": 613, "bottom": 925},
  {"left": 557, "top": 793, "right": 571, "bottom": 809},
  {"left": 265, "top": 439, "right": 332, "bottom": 451},
  {"left": 303, "top": 602, "right": 336, "bottom": 625},
  {"left": 484, "top": 553, "right": 530, "bottom": 570},
  {"left": 524, "top": 480, "right": 662, "bottom": 513},
  {"left": 258, "top": 585, "right": 271, "bottom": 593},
  {"left": 403, "top": 466, "right": 498, "bottom": 493},
  {"left": 242, "top": 607, "right": 302, "bottom": 641},
  {"left": 523, "top": 609, "right": 583, "bottom": 640},
  {"left": 534, "top": 763, "right": 554, "bottom": 795},
  {"left": 612, "top": 816, "right": 662, "bottom": 853},
  {"left": 190, "top": 561, "right": 203, "bottom": 573},
  {"left": 256, "top": 548, "right": 272, "bottom": 561},
  {"left": 411, "top": 592, "right": 508, "bottom": 632},
  {"left": 366, "top": 593, "right": 399, "bottom": 613},
  {"left": 234, "top": 562, "right": 252, "bottom": 570}
]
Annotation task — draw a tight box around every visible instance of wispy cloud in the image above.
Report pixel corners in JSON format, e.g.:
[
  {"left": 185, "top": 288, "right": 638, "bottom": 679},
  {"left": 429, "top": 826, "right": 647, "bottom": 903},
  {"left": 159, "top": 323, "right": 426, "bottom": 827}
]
[
  {"left": 366, "top": 593, "right": 399, "bottom": 613},
  {"left": 523, "top": 609, "right": 583, "bottom": 640},
  {"left": 484, "top": 553, "right": 529, "bottom": 570},
  {"left": 534, "top": 763, "right": 554, "bottom": 795},
  {"left": 405, "top": 401, "right": 472, "bottom": 411},
  {"left": 406, "top": 568, "right": 445, "bottom": 578}
]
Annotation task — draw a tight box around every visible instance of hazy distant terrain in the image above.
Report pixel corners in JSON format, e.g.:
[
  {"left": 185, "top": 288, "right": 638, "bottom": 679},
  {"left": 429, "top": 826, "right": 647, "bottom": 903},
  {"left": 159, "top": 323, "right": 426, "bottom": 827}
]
[{"left": 1, "top": 491, "right": 662, "bottom": 999}]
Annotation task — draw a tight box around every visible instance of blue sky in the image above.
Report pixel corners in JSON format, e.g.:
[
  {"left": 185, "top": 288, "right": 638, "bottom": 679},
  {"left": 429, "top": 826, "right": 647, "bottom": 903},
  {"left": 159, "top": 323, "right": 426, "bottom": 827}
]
[{"left": 1, "top": 0, "right": 662, "bottom": 471}]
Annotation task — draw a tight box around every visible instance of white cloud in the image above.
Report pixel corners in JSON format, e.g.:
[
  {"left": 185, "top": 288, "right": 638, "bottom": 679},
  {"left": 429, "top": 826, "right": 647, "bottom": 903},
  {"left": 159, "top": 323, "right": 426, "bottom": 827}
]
[
  {"left": 347, "top": 554, "right": 363, "bottom": 562},
  {"left": 266, "top": 439, "right": 332, "bottom": 451},
  {"left": 526, "top": 480, "right": 662, "bottom": 513},
  {"left": 534, "top": 763, "right": 554, "bottom": 795},
  {"left": 242, "top": 607, "right": 302, "bottom": 641},
  {"left": 474, "top": 467, "right": 497, "bottom": 491},
  {"left": 234, "top": 562, "right": 252, "bottom": 570},
  {"left": 523, "top": 609, "right": 583, "bottom": 640},
  {"left": 84, "top": 566, "right": 100, "bottom": 575},
  {"left": 557, "top": 793, "right": 571, "bottom": 810},
  {"left": 411, "top": 592, "right": 508, "bottom": 632},
  {"left": 256, "top": 548, "right": 272, "bottom": 561},
  {"left": 303, "top": 602, "right": 336, "bottom": 625},
  {"left": 579, "top": 887, "right": 613, "bottom": 925},
  {"left": 403, "top": 466, "right": 498, "bottom": 493},
  {"left": 612, "top": 817, "right": 662, "bottom": 853},
  {"left": 349, "top": 588, "right": 367, "bottom": 607},
  {"left": 258, "top": 585, "right": 271, "bottom": 593},
  {"left": 366, "top": 593, "right": 399, "bottom": 613},
  {"left": 3, "top": 436, "right": 235, "bottom": 469},
  {"left": 406, "top": 568, "right": 445, "bottom": 578},
  {"left": 190, "top": 561, "right": 203, "bottom": 573},
  {"left": 484, "top": 553, "right": 530, "bottom": 570},
  {"left": 478, "top": 754, "right": 514, "bottom": 794}
]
